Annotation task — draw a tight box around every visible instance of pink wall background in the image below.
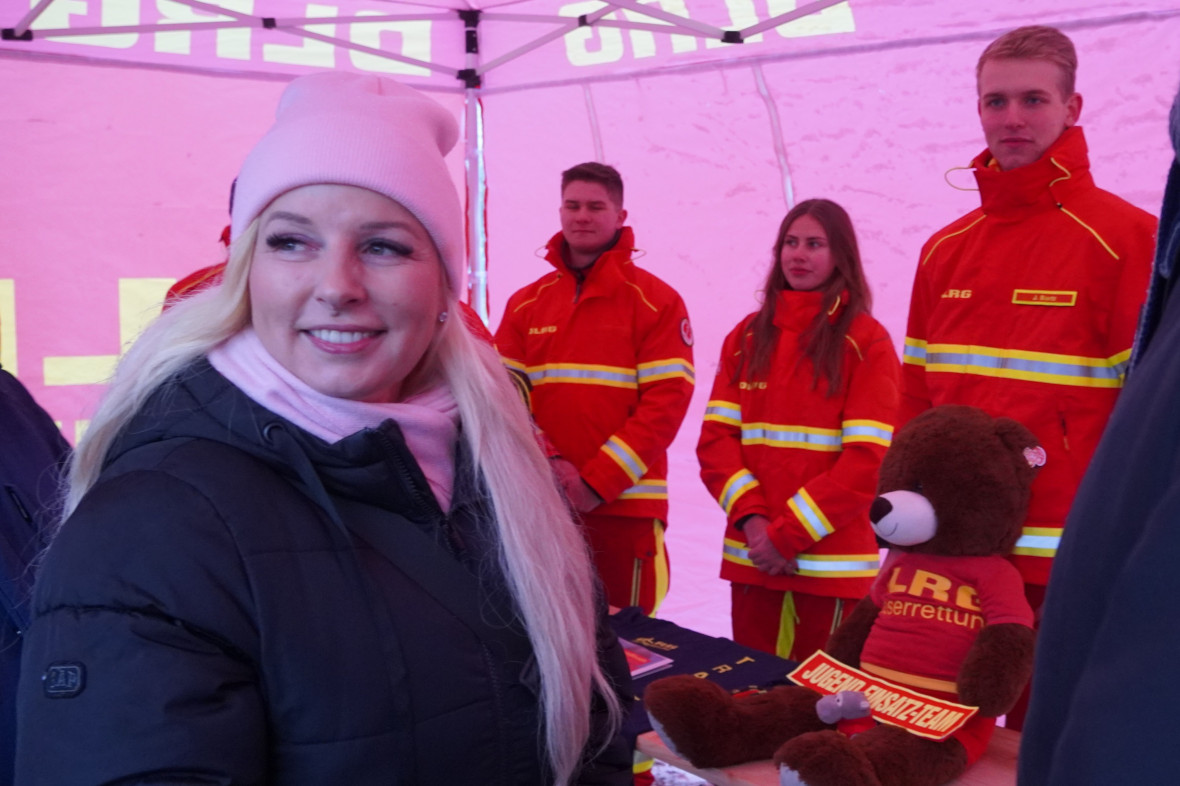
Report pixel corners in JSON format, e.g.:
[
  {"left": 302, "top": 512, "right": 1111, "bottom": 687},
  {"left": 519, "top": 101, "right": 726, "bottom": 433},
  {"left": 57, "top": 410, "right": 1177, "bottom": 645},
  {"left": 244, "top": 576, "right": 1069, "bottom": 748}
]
[{"left": 3, "top": 1, "right": 1178, "bottom": 636}]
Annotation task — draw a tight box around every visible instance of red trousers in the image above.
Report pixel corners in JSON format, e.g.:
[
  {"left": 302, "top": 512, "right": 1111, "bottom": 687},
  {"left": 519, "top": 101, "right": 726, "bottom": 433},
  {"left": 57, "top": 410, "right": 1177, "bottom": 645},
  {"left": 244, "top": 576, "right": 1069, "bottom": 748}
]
[
  {"left": 730, "top": 583, "right": 858, "bottom": 662},
  {"left": 580, "top": 514, "right": 669, "bottom": 616}
]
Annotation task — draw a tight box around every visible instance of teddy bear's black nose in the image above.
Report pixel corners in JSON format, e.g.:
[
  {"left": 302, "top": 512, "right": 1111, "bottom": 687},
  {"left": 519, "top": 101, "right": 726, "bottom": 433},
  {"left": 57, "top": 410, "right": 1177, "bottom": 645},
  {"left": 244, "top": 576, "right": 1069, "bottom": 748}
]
[{"left": 869, "top": 497, "right": 892, "bottom": 524}]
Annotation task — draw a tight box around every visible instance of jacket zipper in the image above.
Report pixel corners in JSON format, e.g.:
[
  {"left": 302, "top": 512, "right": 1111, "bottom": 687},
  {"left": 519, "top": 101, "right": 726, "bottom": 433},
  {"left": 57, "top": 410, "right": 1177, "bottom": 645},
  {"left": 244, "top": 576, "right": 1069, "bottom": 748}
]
[
  {"left": 372, "top": 429, "right": 462, "bottom": 558},
  {"left": 4, "top": 486, "right": 32, "bottom": 524}
]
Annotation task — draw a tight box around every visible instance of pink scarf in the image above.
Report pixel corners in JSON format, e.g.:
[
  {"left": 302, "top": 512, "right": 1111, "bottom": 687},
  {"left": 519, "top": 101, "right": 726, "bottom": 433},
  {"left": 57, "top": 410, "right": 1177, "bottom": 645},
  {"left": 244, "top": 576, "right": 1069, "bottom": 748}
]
[{"left": 208, "top": 328, "right": 459, "bottom": 511}]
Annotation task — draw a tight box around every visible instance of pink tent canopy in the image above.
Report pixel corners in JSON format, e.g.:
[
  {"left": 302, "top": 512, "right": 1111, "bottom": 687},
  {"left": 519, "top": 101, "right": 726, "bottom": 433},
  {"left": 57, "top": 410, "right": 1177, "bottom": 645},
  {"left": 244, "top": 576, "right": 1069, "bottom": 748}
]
[{"left": 3, "top": 0, "right": 1178, "bottom": 633}]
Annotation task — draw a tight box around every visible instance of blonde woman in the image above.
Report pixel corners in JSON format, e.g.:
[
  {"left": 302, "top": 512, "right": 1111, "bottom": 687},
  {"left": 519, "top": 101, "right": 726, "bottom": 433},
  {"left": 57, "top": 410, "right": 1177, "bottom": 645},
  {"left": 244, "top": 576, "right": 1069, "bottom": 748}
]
[{"left": 16, "top": 73, "right": 628, "bottom": 785}]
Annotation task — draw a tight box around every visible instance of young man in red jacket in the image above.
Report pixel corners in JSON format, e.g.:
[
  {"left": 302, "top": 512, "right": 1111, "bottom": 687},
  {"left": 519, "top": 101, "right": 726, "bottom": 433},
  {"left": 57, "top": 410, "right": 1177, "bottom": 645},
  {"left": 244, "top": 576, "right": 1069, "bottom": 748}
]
[
  {"left": 495, "top": 163, "right": 694, "bottom": 617},
  {"left": 900, "top": 26, "right": 1156, "bottom": 728}
]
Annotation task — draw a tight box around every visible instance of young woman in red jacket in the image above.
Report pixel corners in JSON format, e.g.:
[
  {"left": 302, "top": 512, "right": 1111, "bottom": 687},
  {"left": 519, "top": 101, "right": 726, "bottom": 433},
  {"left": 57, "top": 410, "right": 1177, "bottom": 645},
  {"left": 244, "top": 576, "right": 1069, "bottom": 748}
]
[{"left": 698, "top": 199, "right": 900, "bottom": 661}]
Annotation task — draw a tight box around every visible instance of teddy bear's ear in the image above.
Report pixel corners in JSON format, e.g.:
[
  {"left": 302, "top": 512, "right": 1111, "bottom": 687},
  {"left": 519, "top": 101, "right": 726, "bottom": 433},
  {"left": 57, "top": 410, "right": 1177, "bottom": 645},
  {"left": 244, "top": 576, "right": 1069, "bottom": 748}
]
[{"left": 993, "top": 417, "right": 1045, "bottom": 476}]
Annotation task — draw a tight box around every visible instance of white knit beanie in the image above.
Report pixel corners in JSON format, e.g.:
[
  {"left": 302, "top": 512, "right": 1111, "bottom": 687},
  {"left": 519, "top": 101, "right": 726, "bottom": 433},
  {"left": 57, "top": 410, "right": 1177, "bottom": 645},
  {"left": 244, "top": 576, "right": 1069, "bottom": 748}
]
[{"left": 231, "top": 72, "right": 464, "bottom": 295}]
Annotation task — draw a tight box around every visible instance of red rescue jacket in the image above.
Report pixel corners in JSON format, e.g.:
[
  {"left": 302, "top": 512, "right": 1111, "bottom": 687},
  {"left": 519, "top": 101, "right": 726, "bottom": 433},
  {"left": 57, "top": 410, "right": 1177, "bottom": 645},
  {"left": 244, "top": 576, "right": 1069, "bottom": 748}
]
[
  {"left": 698, "top": 290, "right": 900, "bottom": 598},
  {"left": 901, "top": 127, "right": 1156, "bottom": 585},
  {"left": 495, "top": 228, "right": 695, "bottom": 520}
]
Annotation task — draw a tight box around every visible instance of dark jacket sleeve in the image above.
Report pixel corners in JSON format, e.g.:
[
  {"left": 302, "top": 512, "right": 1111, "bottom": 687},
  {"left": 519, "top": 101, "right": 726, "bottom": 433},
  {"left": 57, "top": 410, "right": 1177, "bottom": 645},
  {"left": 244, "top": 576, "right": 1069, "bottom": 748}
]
[
  {"left": 576, "top": 591, "right": 635, "bottom": 786},
  {"left": 0, "top": 368, "right": 70, "bottom": 624},
  {"left": 16, "top": 469, "right": 266, "bottom": 786},
  {"left": 1018, "top": 104, "right": 1180, "bottom": 786}
]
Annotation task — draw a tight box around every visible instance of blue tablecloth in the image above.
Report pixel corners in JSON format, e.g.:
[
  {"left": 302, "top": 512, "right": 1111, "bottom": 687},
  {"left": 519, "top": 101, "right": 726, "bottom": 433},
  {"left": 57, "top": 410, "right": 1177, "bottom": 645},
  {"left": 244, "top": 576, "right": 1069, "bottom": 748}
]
[{"left": 609, "top": 606, "right": 798, "bottom": 742}]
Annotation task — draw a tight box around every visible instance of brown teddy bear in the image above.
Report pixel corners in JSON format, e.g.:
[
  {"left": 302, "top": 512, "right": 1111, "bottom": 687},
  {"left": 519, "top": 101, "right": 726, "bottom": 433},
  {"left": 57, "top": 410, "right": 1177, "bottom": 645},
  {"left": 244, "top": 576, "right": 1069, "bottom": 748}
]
[{"left": 644, "top": 405, "right": 1041, "bottom": 786}]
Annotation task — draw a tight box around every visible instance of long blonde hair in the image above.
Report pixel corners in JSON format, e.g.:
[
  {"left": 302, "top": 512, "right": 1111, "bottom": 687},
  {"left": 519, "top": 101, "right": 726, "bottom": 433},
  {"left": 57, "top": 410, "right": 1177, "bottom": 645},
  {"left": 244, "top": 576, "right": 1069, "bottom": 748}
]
[{"left": 63, "top": 219, "right": 620, "bottom": 784}]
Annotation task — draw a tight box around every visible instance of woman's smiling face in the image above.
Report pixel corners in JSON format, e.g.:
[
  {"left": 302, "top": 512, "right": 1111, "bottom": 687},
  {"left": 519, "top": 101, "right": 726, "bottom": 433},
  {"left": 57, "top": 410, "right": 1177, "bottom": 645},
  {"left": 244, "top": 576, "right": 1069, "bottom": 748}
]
[{"left": 248, "top": 183, "right": 447, "bottom": 403}]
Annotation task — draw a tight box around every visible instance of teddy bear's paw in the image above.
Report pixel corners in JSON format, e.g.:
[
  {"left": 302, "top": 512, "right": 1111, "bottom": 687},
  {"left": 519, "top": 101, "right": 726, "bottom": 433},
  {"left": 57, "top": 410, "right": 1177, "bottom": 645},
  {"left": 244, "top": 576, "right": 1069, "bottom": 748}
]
[
  {"left": 773, "top": 731, "right": 881, "bottom": 786},
  {"left": 644, "top": 679, "right": 827, "bottom": 769},
  {"left": 643, "top": 676, "right": 746, "bottom": 768},
  {"left": 779, "top": 765, "right": 815, "bottom": 786},
  {"left": 645, "top": 710, "right": 685, "bottom": 760}
]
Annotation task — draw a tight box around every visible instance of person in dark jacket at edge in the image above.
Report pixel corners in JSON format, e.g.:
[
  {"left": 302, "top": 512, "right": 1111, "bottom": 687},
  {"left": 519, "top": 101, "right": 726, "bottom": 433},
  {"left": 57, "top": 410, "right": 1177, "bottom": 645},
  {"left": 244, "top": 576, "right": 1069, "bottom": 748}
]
[
  {"left": 1017, "top": 80, "right": 1179, "bottom": 784},
  {"left": 15, "top": 72, "right": 632, "bottom": 785},
  {"left": 0, "top": 356, "right": 69, "bottom": 786}
]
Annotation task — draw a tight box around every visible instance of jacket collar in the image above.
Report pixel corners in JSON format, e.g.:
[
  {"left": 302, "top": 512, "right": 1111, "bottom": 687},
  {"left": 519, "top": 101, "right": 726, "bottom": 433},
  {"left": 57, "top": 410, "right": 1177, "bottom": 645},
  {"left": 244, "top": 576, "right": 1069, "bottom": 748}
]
[
  {"left": 543, "top": 226, "right": 636, "bottom": 296},
  {"left": 773, "top": 288, "right": 845, "bottom": 333},
  {"left": 112, "top": 359, "right": 447, "bottom": 523},
  {"left": 972, "top": 126, "right": 1095, "bottom": 220}
]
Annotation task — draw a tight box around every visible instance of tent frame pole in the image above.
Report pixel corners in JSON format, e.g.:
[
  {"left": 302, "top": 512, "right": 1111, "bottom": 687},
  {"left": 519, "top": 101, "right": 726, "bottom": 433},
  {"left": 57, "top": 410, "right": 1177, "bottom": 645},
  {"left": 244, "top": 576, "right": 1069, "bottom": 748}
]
[
  {"left": 460, "top": 10, "right": 490, "bottom": 323},
  {"left": 11, "top": 0, "right": 56, "bottom": 38}
]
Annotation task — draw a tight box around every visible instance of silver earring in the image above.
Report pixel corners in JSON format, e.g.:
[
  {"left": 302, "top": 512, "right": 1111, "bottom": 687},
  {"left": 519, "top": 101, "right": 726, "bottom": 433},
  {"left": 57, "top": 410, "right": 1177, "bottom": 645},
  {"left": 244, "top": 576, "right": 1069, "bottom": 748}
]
[{"left": 438, "top": 311, "right": 448, "bottom": 323}]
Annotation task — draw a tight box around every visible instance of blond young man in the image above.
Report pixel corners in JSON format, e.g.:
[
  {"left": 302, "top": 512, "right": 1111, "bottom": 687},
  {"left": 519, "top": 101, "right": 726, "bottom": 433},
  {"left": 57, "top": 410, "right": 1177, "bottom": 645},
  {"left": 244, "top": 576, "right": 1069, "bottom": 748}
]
[{"left": 898, "top": 26, "right": 1156, "bottom": 729}]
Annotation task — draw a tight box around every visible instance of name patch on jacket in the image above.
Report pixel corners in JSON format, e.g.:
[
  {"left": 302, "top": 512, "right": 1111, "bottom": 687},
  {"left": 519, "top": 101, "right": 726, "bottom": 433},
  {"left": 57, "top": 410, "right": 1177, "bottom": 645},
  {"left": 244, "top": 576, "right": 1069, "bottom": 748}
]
[
  {"left": 1011, "top": 289, "right": 1077, "bottom": 307},
  {"left": 43, "top": 662, "right": 86, "bottom": 698}
]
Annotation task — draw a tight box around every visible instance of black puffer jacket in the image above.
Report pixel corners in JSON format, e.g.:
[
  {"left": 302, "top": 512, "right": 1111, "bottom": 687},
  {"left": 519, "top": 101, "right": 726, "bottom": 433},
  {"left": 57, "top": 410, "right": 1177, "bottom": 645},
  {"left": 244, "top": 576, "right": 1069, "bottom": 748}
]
[{"left": 15, "top": 360, "right": 632, "bottom": 785}]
